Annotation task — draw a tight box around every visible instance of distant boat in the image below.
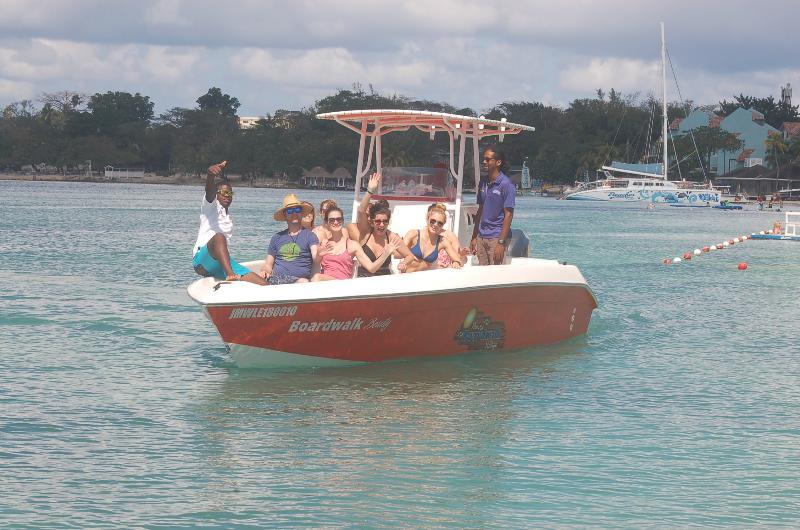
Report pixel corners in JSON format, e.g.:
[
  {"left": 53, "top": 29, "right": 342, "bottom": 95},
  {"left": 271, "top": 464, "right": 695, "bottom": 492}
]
[
  {"left": 564, "top": 23, "right": 721, "bottom": 206},
  {"left": 713, "top": 201, "right": 744, "bottom": 210}
]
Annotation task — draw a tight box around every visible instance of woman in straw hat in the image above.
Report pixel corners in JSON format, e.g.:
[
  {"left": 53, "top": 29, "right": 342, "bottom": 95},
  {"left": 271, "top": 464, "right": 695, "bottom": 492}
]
[
  {"left": 260, "top": 194, "right": 319, "bottom": 285},
  {"left": 191, "top": 160, "right": 267, "bottom": 285}
]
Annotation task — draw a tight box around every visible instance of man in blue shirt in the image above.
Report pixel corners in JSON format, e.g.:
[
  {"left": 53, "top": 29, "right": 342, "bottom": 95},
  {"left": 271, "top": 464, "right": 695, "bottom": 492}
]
[
  {"left": 261, "top": 194, "right": 320, "bottom": 284},
  {"left": 470, "top": 147, "right": 515, "bottom": 265}
]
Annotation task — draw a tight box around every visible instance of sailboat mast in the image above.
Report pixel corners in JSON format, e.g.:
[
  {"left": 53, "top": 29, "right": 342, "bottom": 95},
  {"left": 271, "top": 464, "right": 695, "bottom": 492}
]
[{"left": 661, "top": 22, "right": 668, "bottom": 180}]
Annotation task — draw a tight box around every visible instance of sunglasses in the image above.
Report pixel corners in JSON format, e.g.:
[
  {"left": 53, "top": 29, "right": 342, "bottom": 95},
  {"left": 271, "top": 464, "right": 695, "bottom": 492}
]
[
  {"left": 217, "top": 190, "right": 233, "bottom": 198},
  {"left": 285, "top": 206, "right": 303, "bottom": 215},
  {"left": 429, "top": 219, "right": 445, "bottom": 228},
  {"left": 326, "top": 217, "right": 343, "bottom": 224},
  {"left": 372, "top": 219, "right": 389, "bottom": 225}
]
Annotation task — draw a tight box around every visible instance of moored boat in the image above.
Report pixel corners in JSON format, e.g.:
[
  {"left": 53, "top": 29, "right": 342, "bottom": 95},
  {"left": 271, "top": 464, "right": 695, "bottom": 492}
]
[
  {"left": 563, "top": 23, "right": 720, "bottom": 207},
  {"left": 188, "top": 110, "right": 598, "bottom": 367}
]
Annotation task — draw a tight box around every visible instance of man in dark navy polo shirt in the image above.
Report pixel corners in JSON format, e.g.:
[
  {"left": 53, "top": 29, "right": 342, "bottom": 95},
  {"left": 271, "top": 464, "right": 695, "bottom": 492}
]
[{"left": 470, "top": 146, "right": 515, "bottom": 265}]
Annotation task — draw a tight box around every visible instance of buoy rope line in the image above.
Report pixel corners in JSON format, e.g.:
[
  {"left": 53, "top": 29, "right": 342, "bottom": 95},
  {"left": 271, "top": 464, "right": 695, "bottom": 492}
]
[{"left": 661, "top": 226, "right": 781, "bottom": 268}]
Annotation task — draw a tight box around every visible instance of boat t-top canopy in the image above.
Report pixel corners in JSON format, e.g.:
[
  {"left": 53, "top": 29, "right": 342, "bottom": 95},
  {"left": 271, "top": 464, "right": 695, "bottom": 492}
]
[
  {"left": 316, "top": 109, "right": 535, "bottom": 137},
  {"left": 316, "top": 109, "right": 536, "bottom": 208}
]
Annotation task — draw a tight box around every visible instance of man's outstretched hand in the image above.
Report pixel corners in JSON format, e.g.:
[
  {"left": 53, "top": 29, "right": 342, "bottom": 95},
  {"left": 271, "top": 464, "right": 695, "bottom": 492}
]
[{"left": 208, "top": 160, "right": 227, "bottom": 178}]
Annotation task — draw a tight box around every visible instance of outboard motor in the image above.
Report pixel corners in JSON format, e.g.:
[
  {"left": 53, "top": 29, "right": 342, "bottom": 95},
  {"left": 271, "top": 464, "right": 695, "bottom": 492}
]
[{"left": 508, "top": 228, "right": 530, "bottom": 257}]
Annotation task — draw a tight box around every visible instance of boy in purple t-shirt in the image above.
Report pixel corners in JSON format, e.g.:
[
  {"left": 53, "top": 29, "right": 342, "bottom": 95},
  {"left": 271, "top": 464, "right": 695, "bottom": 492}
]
[{"left": 470, "top": 147, "right": 515, "bottom": 265}]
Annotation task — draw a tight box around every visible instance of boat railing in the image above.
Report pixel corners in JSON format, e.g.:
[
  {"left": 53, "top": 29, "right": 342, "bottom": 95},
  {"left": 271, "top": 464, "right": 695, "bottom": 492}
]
[{"left": 785, "top": 211, "right": 800, "bottom": 236}]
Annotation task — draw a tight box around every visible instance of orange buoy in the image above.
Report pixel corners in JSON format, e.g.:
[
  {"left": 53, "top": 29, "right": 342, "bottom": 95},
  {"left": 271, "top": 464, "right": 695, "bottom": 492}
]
[
  {"left": 683, "top": 252, "right": 692, "bottom": 260},
  {"left": 702, "top": 246, "right": 710, "bottom": 252},
  {"left": 738, "top": 262, "right": 748, "bottom": 270},
  {"left": 728, "top": 239, "right": 735, "bottom": 245},
  {"left": 663, "top": 258, "right": 672, "bottom": 265}
]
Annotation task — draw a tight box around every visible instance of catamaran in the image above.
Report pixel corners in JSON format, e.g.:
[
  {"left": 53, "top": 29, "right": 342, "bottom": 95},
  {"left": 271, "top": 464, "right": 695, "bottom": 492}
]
[
  {"left": 563, "top": 23, "right": 721, "bottom": 206},
  {"left": 188, "top": 110, "right": 597, "bottom": 368}
]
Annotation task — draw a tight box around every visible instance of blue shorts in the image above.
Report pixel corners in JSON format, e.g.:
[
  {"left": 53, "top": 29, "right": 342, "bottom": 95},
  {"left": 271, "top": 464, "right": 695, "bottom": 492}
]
[
  {"left": 268, "top": 274, "right": 301, "bottom": 285},
  {"left": 192, "top": 243, "right": 251, "bottom": 279}
]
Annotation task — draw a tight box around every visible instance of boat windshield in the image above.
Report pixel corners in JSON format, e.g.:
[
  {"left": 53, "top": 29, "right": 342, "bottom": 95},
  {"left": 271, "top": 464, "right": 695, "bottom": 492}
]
[{"left": 369, "top": 166, "right": 457, "bottom": 202}]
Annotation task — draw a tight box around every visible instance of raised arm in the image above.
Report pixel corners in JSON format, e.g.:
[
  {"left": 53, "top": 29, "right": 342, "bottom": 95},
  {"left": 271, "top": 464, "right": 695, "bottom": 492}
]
[
  {"left": 205, "top": 160, "right": 227, "bottom": 203},
  {"left": 355, "top": 172, "right": 381, "bottom": 232}
]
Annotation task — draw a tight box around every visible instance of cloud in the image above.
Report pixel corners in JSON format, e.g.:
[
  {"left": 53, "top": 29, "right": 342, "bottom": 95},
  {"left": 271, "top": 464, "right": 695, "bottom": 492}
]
[
  {"left": 231, "top": 47, "right": 437, "bottom": 92},
  {"left": 0, "top": 78, "right": 35, "bottom": 104},
  {"left": 560, "top": 58, "right": 661, "bottom": 96},
  {"left": 144, "top": 0, "right": 191, "bottom": 27},
  {"left": 0, "top": 1, "right": 797, "bottom": 115}
]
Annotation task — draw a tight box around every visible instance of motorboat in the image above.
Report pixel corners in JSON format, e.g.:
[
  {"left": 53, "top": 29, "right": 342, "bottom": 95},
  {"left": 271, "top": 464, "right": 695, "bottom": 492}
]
[
  {"left": 188, "top": 110, "right": 598, "bottom": 367},
  {"left": 563, "top": 23, "right": 721, "bottom": 206},
  {"left": 713, "top": 201, "right": 744, "bottom": 210}
]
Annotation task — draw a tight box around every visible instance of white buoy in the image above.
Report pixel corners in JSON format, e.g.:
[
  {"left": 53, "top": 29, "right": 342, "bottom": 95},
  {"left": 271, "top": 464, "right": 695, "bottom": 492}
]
[
  {"left": 673, "top": 257, "right": 682, "bottom": 263},
  {"left": 759, "top": 231, "right": 765, "bottom": 235},
  {"left": 734, "top": 238, "right": 740, "bottom": 243},
  {"left": 693, "top": 249, "right": 701, "bottom": 255},
  {"left": 723, "top": 241, "right": 729, "bottom": 247},
  {"left": 709, "top": 245, "right": 716, "bottom": 251}
]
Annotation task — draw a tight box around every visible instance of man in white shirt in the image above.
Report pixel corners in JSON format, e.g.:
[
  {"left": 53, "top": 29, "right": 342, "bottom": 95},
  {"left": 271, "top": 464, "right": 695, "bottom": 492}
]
[{"left": 191, "top": 160, "right": 267, "bottom": 285}]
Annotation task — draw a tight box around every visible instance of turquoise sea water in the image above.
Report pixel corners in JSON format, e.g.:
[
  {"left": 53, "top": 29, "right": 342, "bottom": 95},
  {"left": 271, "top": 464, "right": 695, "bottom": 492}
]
[{"left": 1, "top": 180, "right": 799, "bottom": 527}]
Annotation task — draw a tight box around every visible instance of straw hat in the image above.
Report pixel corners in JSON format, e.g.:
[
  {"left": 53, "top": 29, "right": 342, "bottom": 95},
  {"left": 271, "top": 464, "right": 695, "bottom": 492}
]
[{"left": 274, "top": 194, "right": 314, "bottom": 221}]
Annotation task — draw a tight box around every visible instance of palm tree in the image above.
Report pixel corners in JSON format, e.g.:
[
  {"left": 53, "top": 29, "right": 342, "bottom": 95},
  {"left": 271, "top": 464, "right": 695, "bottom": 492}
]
[{"left": 764, "top": 132, "right": 789, "bottom": 168}]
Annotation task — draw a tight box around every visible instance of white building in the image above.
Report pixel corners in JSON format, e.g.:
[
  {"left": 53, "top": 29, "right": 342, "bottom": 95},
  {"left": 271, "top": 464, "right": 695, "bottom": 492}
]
[{"left": 238, "top": 116, "right": 263, "bottom": 129}]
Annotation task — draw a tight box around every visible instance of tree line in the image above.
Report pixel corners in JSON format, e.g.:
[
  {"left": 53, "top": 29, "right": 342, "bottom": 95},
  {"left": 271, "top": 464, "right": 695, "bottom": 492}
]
[{"left": 2, "top": 84, "right": 798, "bottom": 185}]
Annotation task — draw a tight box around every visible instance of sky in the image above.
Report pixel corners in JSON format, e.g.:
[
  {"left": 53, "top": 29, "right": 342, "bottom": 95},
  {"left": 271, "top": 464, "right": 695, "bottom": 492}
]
[{"left": 1, "top": 0, "right": 798, "bottom": 117}]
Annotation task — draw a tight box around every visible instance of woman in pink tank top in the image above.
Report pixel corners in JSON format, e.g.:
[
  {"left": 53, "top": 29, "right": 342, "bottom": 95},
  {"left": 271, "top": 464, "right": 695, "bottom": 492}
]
[
  {"left": 312, "top": 206, "right": 400, "bottom": 281},
  {"left": 313, "top": 207, "right": 353, "bottom": 280}
]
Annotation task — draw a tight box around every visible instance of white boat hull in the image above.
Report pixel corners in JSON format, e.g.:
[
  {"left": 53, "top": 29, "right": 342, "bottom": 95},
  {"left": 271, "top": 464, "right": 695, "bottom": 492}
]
[{"left": 564, "top": 187, "right": 721, "bottom": 205}]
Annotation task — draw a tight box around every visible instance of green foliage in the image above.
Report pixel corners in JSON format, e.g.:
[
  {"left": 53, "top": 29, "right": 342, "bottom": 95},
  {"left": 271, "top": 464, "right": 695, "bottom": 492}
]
[
  {"left": 672, "top": 126, "right": 743, "bottom": 178},
  {"left": 197, "top": 87, "right": 241, "bottom": 117},
  {"left": 764, "top": 132, "right": 789, "bottom": 168},
  {"left": 87, "top": 91, "right": 154, "bottom": 132},
  {"left": 2, "top": 84, "right": 793, "bottom": 183}
]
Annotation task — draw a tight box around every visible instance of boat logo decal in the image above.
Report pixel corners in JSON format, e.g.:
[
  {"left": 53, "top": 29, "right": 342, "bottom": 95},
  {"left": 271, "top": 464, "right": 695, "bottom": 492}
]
[
  {"left": 229, "top": 305, "right": 298, "bottom": 319},
  {"left": 288, "top": 316, "right": 392, "bottom": 333},
  {"left": 455, "top": 307, "right": 506, "bottom": 351},
  {"left": 608, "top": 191, "right": 636, "bottom": 200}
]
